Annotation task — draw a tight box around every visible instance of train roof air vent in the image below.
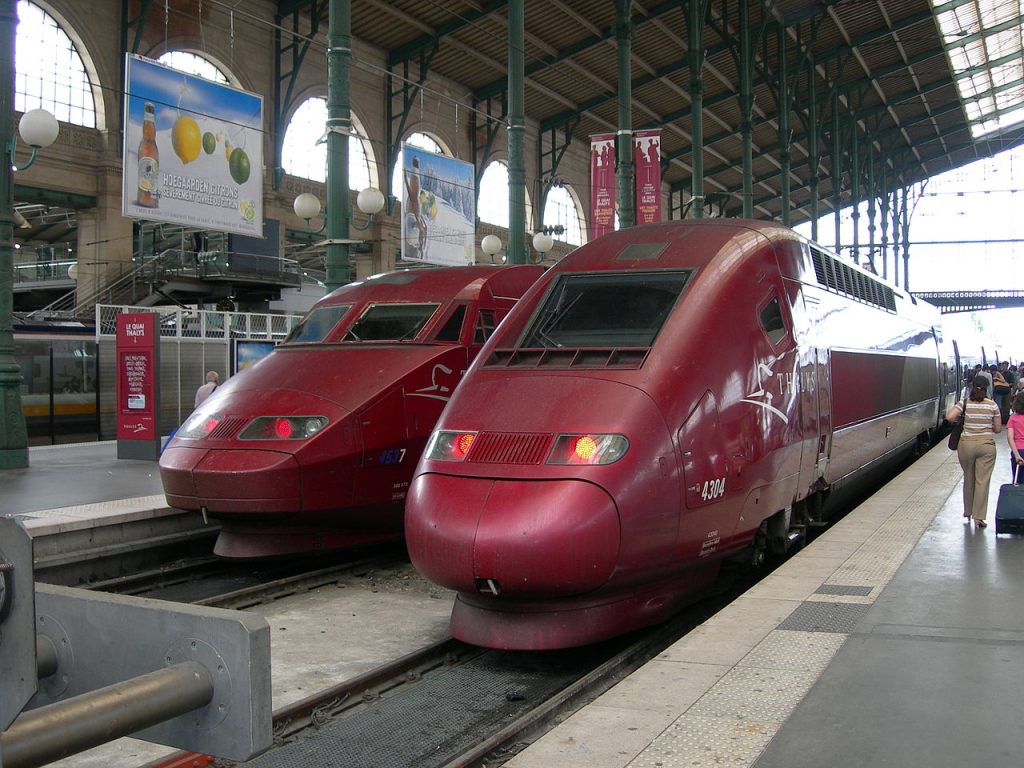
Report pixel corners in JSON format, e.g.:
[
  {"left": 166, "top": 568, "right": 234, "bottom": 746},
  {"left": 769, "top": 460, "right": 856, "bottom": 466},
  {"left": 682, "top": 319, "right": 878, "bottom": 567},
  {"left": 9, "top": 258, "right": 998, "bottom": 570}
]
[
  {"left": 616, "top": 242, "right": 667, "bottom": 261},
  {"left": 484, "top": 347, "right": 648, "bottom": 369}
]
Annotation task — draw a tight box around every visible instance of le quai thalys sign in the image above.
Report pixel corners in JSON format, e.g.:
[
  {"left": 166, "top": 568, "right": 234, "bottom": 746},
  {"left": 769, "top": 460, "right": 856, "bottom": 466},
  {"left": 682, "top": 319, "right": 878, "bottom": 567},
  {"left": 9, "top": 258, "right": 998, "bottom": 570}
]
[{"left": 116, "top": 313, "right": 161, "bottom": 460}]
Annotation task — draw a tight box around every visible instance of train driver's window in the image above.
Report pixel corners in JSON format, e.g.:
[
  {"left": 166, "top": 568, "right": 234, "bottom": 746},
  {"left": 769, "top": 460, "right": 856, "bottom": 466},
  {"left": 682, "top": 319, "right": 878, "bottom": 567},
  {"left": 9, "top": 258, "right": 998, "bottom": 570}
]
[
  {"left": 522, "top": 271, "right": 690, "bottom": 348},
  {"left": 435, "top": 305, "right": 467, "bottom": 342},
  {"left": 283, "top": 305, "right": 350, "bottom": 344},
  {"left": 345, "top": 303, "right": 440, "bottom": 341},
  {"left": 474, "top": 309, "right": 497, "bottom": 344},
  {"left": 759, "top": 296, "right": 787, "bottom": 345}
]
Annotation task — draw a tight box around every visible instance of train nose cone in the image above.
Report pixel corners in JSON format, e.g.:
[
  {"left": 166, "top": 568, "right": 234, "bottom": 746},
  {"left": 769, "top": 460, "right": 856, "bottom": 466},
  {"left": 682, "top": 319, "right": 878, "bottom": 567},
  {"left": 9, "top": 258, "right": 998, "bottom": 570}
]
[{"left": 406, "top": 474, "right": 620, "bottom": 598}]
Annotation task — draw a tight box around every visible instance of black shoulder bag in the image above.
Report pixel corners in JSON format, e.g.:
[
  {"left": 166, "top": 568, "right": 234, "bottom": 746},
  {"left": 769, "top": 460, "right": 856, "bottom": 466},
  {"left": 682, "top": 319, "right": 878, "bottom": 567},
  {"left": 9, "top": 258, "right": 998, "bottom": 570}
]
[{"left": 948, "top": 400, "right": 967, "bottom": 450}]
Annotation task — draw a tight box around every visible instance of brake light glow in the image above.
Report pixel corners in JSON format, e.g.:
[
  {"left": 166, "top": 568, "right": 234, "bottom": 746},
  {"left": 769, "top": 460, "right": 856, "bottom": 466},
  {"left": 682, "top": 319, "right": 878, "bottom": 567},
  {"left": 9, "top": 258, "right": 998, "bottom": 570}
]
[
  {"left": 274, "top": 418, "right": 293, "bottom": 439},
  {"left": 427, "top": 430, "right": 478, "bottom": 461},
  {"left": 546, "top": 434, "right": 629, "bottom": 465}
]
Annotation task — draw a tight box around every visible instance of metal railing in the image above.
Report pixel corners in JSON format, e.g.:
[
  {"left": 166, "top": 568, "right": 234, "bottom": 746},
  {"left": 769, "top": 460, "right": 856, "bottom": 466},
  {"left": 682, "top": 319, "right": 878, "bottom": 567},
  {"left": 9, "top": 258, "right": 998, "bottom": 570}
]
[
  {"left": 95, "top": 304, "right": 303, "bottom": 340},
  {"left": 26, "top": 248, "right": 311, "bottom": 320}
]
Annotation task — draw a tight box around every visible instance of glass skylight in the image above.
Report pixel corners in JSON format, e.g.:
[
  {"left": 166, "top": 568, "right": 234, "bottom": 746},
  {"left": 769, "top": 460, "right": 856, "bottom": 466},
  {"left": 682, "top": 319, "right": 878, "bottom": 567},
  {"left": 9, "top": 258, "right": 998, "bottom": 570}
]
[{"left": 932, "top": 0, "right": 1024, "bottom": 138}]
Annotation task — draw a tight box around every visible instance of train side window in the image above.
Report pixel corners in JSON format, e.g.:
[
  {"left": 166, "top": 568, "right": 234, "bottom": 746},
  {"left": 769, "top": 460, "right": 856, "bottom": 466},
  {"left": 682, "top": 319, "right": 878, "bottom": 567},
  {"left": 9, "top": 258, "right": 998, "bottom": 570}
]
[
  {"left": 759, "top": 296, "right": 787, "bottom": 345},
  {"left": 435, "top": 305, "right": 467, "bottom": 342},
  {"left": 284, "top": 305, "right": 350, "bottom": 344},
  {"left": 345, "top": 303, "right": 440, "bottom": 341},
  {"left": 474, "top": 309, "right": 497, "bottom": 343}
]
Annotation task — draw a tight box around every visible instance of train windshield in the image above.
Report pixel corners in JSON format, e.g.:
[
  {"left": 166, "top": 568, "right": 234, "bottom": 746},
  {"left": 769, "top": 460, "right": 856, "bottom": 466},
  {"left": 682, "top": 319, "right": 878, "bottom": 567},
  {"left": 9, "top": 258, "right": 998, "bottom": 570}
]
[
  {"left": 521, "top": 271, "right": 690, "bottom": 348},
  {"left": 344, "top": 303, "right": 440, "bottom": 342},
  {"left": 283, "top": 305, "right": 350, "bottom": 344}
]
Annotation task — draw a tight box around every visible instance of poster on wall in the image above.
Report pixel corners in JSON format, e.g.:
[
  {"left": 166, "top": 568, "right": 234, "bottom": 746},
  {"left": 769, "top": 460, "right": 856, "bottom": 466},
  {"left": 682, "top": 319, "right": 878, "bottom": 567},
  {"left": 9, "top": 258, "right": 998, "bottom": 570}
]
[
  {"left": 400, "top": 145, "right": 476, "bottom": 266},
  {"left": 122, "top": 54, "right": 264, "bottom": 237},
  {"left": 233, "top": 340, "right": 275, "bottom": 375},
  {"left": 590, "top": 133, "right": 616, "bottom": 239},
  {"left": 634, "top": 129, "right": 662, "bottom": 225}
]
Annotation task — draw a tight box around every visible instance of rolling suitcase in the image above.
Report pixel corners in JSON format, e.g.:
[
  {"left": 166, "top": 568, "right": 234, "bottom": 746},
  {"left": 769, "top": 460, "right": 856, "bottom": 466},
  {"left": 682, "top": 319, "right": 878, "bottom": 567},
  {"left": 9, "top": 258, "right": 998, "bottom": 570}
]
[{"left": 995, "top": 465, "right": 1024, "bottom": 534}]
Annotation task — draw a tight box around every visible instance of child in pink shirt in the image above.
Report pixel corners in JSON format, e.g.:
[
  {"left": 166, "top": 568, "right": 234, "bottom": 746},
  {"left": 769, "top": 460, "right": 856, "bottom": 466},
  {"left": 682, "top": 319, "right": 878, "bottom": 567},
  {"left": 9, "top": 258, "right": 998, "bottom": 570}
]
[{"left": 1006, "top": 395, "right": 1024, "bottom": 481}]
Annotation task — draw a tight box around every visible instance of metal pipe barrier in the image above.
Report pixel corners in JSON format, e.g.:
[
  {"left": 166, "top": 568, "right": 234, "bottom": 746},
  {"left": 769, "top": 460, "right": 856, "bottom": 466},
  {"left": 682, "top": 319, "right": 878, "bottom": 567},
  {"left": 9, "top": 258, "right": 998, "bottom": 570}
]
[
  {"left": 34, "top": 637, "right": 56, "bottom": 680},
  {"left": 1, "top": 661, "right": 214, "bottom": 768}
]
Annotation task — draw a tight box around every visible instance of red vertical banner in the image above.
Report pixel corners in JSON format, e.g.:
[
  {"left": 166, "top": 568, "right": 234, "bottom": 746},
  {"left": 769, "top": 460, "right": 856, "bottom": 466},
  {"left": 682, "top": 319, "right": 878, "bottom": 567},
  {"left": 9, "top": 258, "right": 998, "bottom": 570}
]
[
  {"left": 634, "top": 129, "right": 662, "bottom": 225},
  {"left": 116, "top": 312, "right": 160, "bottom": 459},
  {"left": 590, "top": 133, "right": 616, "bottom": 239}
]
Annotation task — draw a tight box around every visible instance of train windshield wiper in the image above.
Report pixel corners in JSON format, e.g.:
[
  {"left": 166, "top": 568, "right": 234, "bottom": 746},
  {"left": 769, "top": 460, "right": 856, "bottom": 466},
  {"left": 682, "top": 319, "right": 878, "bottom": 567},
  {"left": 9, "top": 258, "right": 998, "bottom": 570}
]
[{"left": 531, "top": 293, "right": 582, "bottom": 347}]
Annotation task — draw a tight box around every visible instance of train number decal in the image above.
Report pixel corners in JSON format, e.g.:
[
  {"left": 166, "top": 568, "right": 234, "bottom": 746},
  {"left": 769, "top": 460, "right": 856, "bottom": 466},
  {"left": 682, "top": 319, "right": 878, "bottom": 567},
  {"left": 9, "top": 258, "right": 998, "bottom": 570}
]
[
  {"left": 700, "top": 477, "right": 726, "bottom": 501},
  {"left": 379, "top": 448, "right": 407, "bottom": 465}
]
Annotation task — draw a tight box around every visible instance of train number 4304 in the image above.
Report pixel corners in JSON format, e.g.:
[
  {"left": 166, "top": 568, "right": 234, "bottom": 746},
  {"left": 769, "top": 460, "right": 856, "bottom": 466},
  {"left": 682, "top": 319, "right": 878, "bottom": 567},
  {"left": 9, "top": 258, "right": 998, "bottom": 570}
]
[{"left": 700, "top": 477, "right": 726, "bottom": 501}]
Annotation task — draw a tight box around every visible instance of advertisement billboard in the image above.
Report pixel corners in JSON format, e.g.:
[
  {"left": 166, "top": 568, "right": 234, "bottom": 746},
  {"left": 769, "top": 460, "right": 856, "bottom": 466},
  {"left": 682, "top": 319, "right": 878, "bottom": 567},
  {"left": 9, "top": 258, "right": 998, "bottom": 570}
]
[
  {"left": 400, "top": 145, "right": 476, "bottom": 266},
  {"left": 590, "top": 133, "right": 616, "bottom": 239},
  {"left": 635, "top": 129, "right": 662, "bottom": 225},
  {"left": 122, "top": 54, "right": 264, "bottom": 237}
]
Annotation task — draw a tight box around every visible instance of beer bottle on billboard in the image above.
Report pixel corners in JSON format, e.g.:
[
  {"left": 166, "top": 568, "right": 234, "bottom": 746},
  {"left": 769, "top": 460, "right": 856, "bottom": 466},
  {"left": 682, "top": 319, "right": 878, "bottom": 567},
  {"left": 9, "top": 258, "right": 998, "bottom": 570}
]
[{"left": 137, "top": 103, "right": 159, "bottom": 208}]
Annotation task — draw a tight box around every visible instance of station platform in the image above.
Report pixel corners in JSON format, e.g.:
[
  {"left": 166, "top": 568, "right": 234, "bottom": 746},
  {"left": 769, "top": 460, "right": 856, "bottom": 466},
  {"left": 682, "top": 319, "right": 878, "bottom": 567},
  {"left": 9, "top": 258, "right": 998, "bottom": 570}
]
[
  {"left": 1, "top": 440, "right": 167, "bottom": 521},
  {"left": 507, "top": 438, "right": 1023, "bottom": 768},
  {"left": 3, "top": 437, "right": 1020, "bottom": 768}
]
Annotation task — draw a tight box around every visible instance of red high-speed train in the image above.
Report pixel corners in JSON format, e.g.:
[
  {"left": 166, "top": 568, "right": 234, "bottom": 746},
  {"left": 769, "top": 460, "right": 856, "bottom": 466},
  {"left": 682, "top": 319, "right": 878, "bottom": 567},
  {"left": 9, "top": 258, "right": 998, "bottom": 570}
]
[
  {"left": 405, "top": 219, "right": 960, "bottom": 650},
  {"left": 159, "top": 264, "right": 543, "bottom": 558}
]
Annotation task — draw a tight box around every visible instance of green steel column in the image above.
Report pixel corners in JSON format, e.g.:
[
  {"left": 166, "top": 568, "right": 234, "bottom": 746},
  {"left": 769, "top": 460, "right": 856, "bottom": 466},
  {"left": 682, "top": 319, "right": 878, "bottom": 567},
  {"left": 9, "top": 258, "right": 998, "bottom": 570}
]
[
  {"left": 891, "top": 187, "right": 901, "bottom": 286},
  {"left": 850, "top": 132, "right": 859, "bottom": 261},
  {"left": 880, "top": 161, "right": 890, "bottom": 280},
  {"left": 808, "top": 56, "right": 819, "bottom": 240},
  {"left": 689, "top": 0, "right": 705, "bottom": 219},
  {"left": 739, "top": 0, "right": 753, "bottom": 219},
  {"left": 0, "top": 0, "right": 27, "bottom": 469},
  {"left": 778, "top": 23, "right": 790, "bottom": 226},
  {"left": 615, "top": 0, "right": 634, "bottom": 228},
  {"left": 831, "top": 84, "right": 841, "bottom": 252},
  {"left": 325, "top": 0, "right": 353, "bottom": 292},
  {"left": 867, "top": 144, "right": 876, "bottom": 270},
  {"left": 507, "top": 0, "right": 526, "bottom": 263},
  {"left": 901, "top": 185, "right": 910, "bottom": 290}
]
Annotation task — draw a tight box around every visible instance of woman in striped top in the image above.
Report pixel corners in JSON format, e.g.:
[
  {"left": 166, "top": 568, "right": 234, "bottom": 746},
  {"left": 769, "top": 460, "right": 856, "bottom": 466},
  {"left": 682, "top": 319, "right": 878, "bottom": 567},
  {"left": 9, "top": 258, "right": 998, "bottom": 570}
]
[{"left": 946, "top": 374, "right": 1002, "bottom": 528}]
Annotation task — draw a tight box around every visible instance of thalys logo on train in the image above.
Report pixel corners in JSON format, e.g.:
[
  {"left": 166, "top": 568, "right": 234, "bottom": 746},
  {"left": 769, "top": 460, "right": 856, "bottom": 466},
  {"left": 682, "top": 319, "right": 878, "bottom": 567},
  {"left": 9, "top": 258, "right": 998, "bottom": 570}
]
[
  {"left": 408, "top": 363, "right": 462, "bottom": 402},
  {"left": 740, "top": 359, "right": 790, "bottom": 424}
]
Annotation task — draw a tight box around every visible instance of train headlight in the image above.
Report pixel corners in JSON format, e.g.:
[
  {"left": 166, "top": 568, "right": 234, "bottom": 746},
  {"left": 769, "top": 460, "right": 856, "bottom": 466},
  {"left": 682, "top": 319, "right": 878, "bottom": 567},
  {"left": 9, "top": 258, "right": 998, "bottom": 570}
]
[
  {"left": 177, "top": 411, "right": 224, "bottom": 439},
  {"left": 546, "top": 434, "right": 629, "bottom": 465},
  {"left": 238, "top": 416, "right": 329, "bottom": 441},
  {"left": 426, "top": 430, "right": 478, "bottom": 461}
]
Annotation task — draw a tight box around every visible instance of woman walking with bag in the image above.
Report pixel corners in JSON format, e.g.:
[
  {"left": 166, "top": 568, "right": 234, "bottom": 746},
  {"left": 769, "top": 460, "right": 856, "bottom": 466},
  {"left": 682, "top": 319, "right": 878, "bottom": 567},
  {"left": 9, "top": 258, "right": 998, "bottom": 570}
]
[{"left": 947, "top": 373, "right": 1002, "bottom": 528}]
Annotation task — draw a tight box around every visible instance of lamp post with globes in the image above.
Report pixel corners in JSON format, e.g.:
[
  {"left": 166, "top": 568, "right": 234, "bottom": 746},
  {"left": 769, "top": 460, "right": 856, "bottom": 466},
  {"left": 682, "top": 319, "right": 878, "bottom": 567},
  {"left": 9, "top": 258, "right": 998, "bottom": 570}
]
[
  {"left": 0, "top": 2, "right": 59, "bottom": 468},
  {"left": 293, "top": 187, "right": 385, "bottom": 286},
  {"left": 480, "top": 231, "right": 555, "bottom": 265}
]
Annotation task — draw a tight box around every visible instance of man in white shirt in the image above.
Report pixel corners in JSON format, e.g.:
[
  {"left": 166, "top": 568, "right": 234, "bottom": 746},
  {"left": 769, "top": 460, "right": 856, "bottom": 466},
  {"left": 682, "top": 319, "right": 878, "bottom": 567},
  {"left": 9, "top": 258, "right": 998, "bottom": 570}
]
[{"left": 194, "top": 370, "right": 220, "bottom": 408}]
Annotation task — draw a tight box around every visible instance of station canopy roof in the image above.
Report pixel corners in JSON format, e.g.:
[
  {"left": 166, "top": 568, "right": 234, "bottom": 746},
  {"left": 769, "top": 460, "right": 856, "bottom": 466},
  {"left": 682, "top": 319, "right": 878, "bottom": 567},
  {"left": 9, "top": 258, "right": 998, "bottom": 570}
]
[{"left": 284, "top": 0, "right": 1024, "bottom": 225}]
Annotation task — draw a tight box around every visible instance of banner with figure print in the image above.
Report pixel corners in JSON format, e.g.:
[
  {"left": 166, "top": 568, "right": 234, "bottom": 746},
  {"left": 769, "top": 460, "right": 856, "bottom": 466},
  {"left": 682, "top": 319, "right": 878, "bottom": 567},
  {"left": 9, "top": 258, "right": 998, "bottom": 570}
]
[
  {"left": 590, "top": 133, "right": 616, "bottom": 238},
  {"left": 122, "top": 54, "right": 264, "bottom": 237},
  {"left": 634, "top": 129, "right": 662, "bottom": 225},
  {"left": 401, "top": 145, "right": 476, "bottom": 266}
]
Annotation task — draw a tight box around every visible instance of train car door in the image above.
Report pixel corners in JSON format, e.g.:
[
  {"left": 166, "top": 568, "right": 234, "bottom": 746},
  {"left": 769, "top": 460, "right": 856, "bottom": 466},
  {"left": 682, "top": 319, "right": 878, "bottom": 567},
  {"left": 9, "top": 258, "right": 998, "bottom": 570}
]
[
  {"left": 789, "top": 290, "right": 831, "bottom": 495},
  {"left": 813, "top": 346, "right": 832, "bottom": 482}
]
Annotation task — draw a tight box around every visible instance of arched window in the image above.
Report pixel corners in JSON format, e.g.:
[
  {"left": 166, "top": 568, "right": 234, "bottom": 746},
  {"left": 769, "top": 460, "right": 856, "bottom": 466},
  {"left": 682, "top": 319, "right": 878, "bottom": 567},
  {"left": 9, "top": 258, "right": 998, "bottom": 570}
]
[
  {"left": 16, "top": 1, "right": 96, "bottom": 127},
  {"left": 392, "top": 132, "right": 445, "bottom": 196},
  {"left": 281, "top": 97, "right": 372, "bottom": 190},
  {"left": 157, "top": 51, "right": 229, "bottom": 83},
  {"left": 479, "top": 161, "right": 509, "bottom": 227},
  {"left": 542, "top": 185, "right": 584, "bottom": 246}
]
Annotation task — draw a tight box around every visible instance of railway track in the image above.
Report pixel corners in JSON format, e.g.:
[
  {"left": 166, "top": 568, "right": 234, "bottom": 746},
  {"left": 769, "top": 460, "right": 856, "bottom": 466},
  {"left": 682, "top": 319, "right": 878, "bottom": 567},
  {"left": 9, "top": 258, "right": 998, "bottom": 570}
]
[
  {"left": 135, "top": 560, "right": 759, "bottom": 768},
  {"left": 57, "top": 475, "right": 875, "bottom": 768}
]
